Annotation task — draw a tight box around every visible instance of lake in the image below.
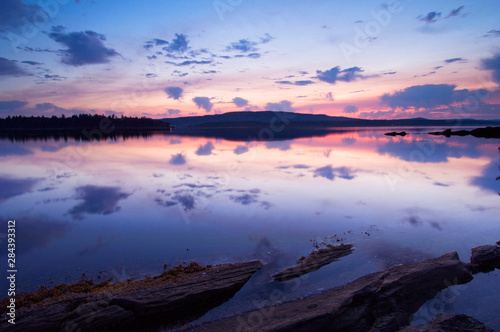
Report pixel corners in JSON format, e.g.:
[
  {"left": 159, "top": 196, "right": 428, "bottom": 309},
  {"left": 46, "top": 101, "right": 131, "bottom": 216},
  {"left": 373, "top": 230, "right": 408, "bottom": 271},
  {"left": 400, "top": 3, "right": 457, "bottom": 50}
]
[{"left": 1, "top": 127, "right": 499, "bottom": 328}]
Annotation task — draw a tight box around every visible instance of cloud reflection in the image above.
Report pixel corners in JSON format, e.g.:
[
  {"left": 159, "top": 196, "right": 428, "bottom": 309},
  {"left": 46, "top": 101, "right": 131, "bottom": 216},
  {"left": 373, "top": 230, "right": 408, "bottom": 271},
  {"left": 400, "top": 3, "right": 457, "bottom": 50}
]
[
  {"left": 69, "top": 185, "right": 131, "bottom": 219},
  {"left": 0, "top": 176, "right": 40, "bottom": 203},
  {"left": 170, "top": 153, "right": 187, "bottom": 165},
  {"left": 313, "top": 166, "right": 356, "bottom": 181}
]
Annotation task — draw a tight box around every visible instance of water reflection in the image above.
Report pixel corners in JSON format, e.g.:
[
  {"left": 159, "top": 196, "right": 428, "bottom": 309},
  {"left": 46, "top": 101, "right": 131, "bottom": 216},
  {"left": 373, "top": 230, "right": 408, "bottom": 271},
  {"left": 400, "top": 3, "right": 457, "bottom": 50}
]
[{"left": 0, "top": 129, "right": 498, "bottom": 298}]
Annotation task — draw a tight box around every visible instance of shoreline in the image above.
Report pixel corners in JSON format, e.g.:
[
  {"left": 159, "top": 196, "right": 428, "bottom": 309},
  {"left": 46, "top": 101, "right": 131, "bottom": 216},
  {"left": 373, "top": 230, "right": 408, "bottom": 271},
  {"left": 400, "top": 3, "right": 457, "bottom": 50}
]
[{"left": 1, "top": 242, "right": 498, "bottom": 331}]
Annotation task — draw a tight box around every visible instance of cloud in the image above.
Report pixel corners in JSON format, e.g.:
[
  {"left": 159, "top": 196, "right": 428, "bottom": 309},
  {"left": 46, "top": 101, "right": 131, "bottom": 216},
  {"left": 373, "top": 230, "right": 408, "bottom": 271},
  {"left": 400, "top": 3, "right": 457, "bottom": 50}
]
[
  {"left": 0, "top": 100, "right": 28, "bottom": 116},
  {"left": 446, "top": 6, "right": 464, "bottom": 18},
  {"left": 164, "top": 86, "right": 183, "bottom": 100},
  {"left": 68, "top": 185, "right": 131, "bottom": 219},
  {"left": 316, "top": 66, "right": 366, "bottom": 84},
  {"left": 444, "top": 57, "right": 466, "bottom": 64},
  {"left": 380, "top": 84, "right": 482, "bottom": 110},
  {"left": 166, "top": 60, "right": 213, "bottom": 66},
  {"left": 144, "top": 38, "right": 169, "bottom": 49},
  {"left": 168, "top": 109, "right": 180, "bottom": 115},
  {"left": 325, "top": 92, "right": 334, "bottom": 102},
  {"left": 234, "top": 145, "right": 249, "bottom": 155},
  {"left": 419, "top": 11, "right": 441, "bottom": 23},
  {"left": 313, "top": 166, "right": 356, "bottom": 181},
  {"left": 343, "top": 105, "right": 358, "bottom": 114},
  {"left": 232, "top": 97, "right": 249, "bottom": 108},
  {"left": 192, "top": 96, "right": 213, "bottom": 112},
  {"left": 226, "top": 39, "right": 258, "bottom": 53},
  {"left": 170, "top": 153, "right": 186, "bottom": 165},
  {"left": 265, "top": 100, "right": 294, "bottom": 112},
  {"left": 195, "top": 141, "right": 214, "bottom": 156},
  {"left": 265, "top": 141, "right": 292, "bottom": 151},
  {"left": 225, "top": 34, "right": 273, "bottom": 53},
  {"left": 481, "top": 53, "right": 500, "bottom": 85},
  {"left": 275, "top": 80, "right": 315, "bottom": 86},
  {"left": 483, "top": 29, "right": 500, "bottom": 38},
  {"left": 0, "top": 176, "right": 40, "bottom": 203},
  {"left": 21, "top": 61, "right": 42, "bottom": 66},
  {"left": 0, "top": 0, "right": 42, "bottom": 30},
  {"left": 163, "top": 33, "right": 189, "bottom": 54},
  {"left": 0, "top": 57, "right": 28, "bottom": 76},
  {"left": 48, "top": 26, "right": 119, "bottom": 66}
]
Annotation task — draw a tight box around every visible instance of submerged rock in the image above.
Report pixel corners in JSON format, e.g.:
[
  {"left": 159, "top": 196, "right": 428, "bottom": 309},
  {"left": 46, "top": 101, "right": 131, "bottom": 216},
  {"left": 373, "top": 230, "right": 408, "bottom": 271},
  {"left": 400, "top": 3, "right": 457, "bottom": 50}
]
[
  {"left": 470, "top": 244, "right": 500, "bottom": 273},
  {"left": 0, "top": 261, "right": 263, "bottom": 332},
  {"left": 187, "top": 252, "right": 472, "bottom": 332},
  {"left": 399, "top": 313, "right": 493, "bottom": 332},
  {"left": 272, "top": 243, "right": 354, "bottom": 281}
]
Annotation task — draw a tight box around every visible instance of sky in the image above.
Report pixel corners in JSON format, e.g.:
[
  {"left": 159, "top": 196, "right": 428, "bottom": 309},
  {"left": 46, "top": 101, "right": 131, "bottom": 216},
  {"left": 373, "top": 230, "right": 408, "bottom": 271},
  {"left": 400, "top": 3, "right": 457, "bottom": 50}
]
[{"left": 1, "top": 0, "right": 500, "bottom": 119}]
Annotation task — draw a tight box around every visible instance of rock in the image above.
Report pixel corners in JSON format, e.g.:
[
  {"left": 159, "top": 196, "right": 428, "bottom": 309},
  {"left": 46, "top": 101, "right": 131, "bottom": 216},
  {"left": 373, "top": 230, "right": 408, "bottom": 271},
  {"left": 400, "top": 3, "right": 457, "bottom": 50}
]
[
  {"left": 385, "top": 131, "right": 407, "bottom": 136},
  {"left": 273, "top": 244, "right": 353, "bottom": 281},
  {"left": 0, "top": 261, "right": 263, "bottom": 332},
  {"left": 470, "top": 244, "right": 500, "bottom": 273},
  {"left": 398, "top": 313, "right": 493, "bottom": 332},
  {"left": 186, "top": 252, "right": 473, "bottom": 332}
]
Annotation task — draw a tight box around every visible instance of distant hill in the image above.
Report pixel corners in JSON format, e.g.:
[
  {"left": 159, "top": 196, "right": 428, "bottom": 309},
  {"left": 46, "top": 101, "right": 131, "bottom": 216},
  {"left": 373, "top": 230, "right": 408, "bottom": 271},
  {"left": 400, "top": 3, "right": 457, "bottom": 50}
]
[{"left": 163, "top": 111, "right": 500, "bottom": 128}]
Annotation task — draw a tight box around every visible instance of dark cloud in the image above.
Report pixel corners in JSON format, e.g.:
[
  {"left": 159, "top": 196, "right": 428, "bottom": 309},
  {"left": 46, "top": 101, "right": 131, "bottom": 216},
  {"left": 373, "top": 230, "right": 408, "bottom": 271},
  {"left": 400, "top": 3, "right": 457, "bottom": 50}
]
[
  {"left": 168, "top": 109, "right": 180, "bottom": 115},
  {"left": 43, "top": 74, "right": 66, "bottom": 81},
  {"left": 0, "top": 57, "right": 28, "bottom": 76},
  {"left": 343, "top": 105, "right": 358, "bottom": 114},
  {"left": 265, "top": 100, "right": 294, "bottom": 112},
  {"left": 21, "top": 61, "right": 42, "bottom": 66},
  {"left": 193, "top": 96, "right": 213, "bottom": 112},
  {"left": 68, "top": 185, "right": 131, "bottom": 220},
  {"left": 0, "top": 0, "right": 41, "bottom": 30},
  {"left": 144, "top": 38, "right": 169, "bottom": 49},
  {"left": 166, "top": 60, "right": 213, "bottom": 66},
  {"left": 446, "top": 5, "right": 464, "bottom": 18},
  {"left": 0, "top": 176, "right": 40, "bottom": 203},
  {"left": 195, "top": 141, "right": 215, "bottom": 156},
  {"left": 0, "top": 100, "right": 28, "bottom": 115},
  {"left": 481, "top": 53, "right": 500, "bottom": 85},
  {"left": 380, "top": 84, "right": 482, "bottom": 110},
  {"left": 234, "top": 145, "right": 249, "bottom": 155},
  {"left": 163, "top": 33, "right": 189, "bottom": 54},
  {"left": 316, "top": 66, "right": 365, "bottom": 84},
  {"left": 48, "top": 26, "right": 119, "bottom": 66},
  {"left": 275, "top": 80, "right": 314, "bottom": 86},
  {"left": 164, "top": 86, "right": 183, "bottom": 100},
  {"left": 313, "top": 166, "right": 356, "bottom": 181},
  {"left": 232, "top": 97, "right": 249, "bottom": 108},
  {"left": 170, "top": 153, "right": 186, "bottom": 165},
  {"left": 444, "top": 57, "right": 466, "bottom": 64},
  {"left": 145, "top": 73, "right": 157, "bottom": 78},
  {"left": 419, "top": 11, "right": 441, "bottom": 23},
  {"left": 9, "top": 217, "right": 72, "bottom": 255}
]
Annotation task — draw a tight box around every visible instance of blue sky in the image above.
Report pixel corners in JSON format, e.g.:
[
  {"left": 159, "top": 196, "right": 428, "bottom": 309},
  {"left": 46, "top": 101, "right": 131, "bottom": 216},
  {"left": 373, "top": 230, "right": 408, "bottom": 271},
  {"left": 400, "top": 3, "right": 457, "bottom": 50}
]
[{"left": 1, "top": 0, "right": 500, "bottom": 119}]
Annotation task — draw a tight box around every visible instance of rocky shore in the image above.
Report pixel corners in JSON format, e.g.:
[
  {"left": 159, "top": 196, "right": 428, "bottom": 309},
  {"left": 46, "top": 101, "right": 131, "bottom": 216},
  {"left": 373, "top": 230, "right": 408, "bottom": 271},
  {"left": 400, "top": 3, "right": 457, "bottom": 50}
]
[{"left": 1, "top": 243, "right": 498, "bottom": 332}]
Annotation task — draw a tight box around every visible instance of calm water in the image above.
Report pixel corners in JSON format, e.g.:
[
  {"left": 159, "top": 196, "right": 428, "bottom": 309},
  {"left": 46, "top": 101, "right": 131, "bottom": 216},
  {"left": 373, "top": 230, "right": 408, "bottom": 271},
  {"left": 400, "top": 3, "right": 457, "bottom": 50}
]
[{"left": 1, "top": 127, "right": 499, "bottom": 328}]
